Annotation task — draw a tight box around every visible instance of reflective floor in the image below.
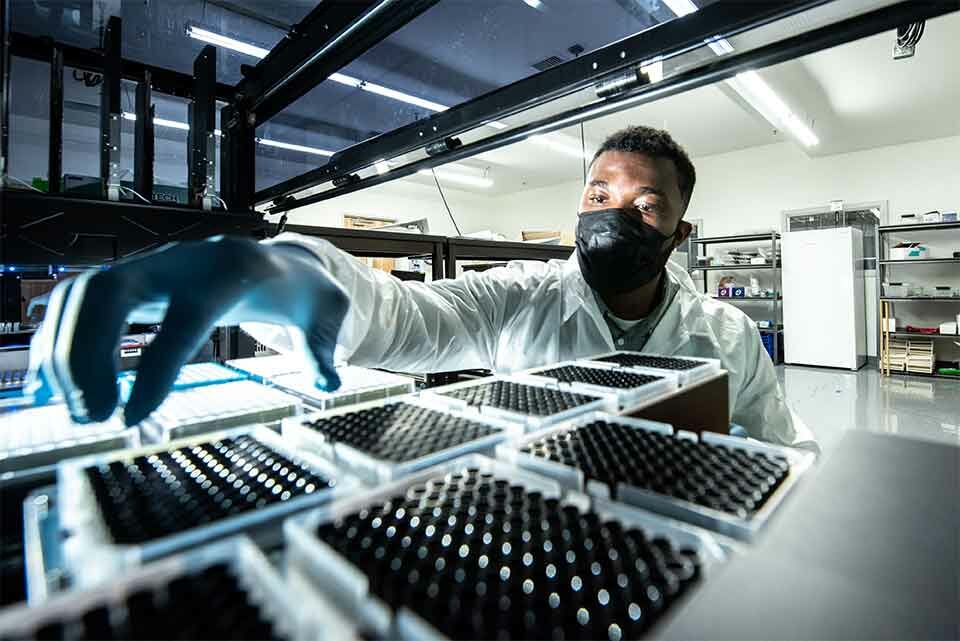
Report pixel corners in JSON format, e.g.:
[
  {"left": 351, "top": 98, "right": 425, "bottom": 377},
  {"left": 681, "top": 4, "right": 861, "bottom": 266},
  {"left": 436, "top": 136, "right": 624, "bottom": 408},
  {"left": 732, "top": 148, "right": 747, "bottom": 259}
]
[{"left": 777, "top": 365, "right": 960, "bottom": 454}]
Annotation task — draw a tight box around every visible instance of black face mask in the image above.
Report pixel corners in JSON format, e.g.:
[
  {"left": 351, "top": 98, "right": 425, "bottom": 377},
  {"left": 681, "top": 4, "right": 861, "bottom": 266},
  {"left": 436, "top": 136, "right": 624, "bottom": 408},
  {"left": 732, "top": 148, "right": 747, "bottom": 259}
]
[{"left": 576, "top": 208, "right": 678, "bottom": 295}]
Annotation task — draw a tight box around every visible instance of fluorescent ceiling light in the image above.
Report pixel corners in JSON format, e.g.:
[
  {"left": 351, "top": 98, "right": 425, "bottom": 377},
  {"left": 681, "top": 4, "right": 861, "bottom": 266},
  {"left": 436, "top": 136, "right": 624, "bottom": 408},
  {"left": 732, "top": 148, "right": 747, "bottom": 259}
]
[
  {"left": 332, "top": 73, "right": 449, "bottom": 112},
  {"left": 328, "top": 71, "right": 448, "bottom": 112},
  {"left": 123, "top": 111, "right": 334, "bottom": 155},
  {"left": 659, "top": 2, "right": 817, "bottom": 147},
  {"left": 186, "top": 25, "right": 270, "bottom": 59},
  {"left": 186, "top": 26, "right": 450, "bottom": 114},
  {"left": 530, "top": 134, "right": 589, "bottom": 159},
  {"left": 485, "top": 121, "right": 508, "bottom": 130},
  {"left": 732, "top": 71, "right": 819, "bottom": 147},
  {"left": 522, "top": 0, "right": 544, "bottom": 8},
  {"left": 123, "top": 111, "right": 222, "bottom": 136},
  {"left": 256, "top": 138, "right": 335, "bottom": 156},
  {"left": 374, "top": 159, "right": 390, "bottom": 175},
  {"left": 418, "top": 168, "right": 493, "bottom": 188}
]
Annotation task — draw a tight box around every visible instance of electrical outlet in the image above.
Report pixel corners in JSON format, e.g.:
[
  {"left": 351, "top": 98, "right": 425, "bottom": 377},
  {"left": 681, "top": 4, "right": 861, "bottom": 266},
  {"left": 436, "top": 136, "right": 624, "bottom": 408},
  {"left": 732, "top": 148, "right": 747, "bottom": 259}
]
[{"left": 893, "top": 43, "right": 916, "bottom": 59}]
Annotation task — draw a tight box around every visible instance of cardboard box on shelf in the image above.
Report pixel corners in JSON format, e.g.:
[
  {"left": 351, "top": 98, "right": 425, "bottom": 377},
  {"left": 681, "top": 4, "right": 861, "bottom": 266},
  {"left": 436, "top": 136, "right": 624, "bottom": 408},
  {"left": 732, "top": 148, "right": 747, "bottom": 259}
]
[
  {"left": 521, "top": 230, "right": 575, "bottom": 245},
  {"left": 889, "top": 243, "right": 930, "bottom": 260}
]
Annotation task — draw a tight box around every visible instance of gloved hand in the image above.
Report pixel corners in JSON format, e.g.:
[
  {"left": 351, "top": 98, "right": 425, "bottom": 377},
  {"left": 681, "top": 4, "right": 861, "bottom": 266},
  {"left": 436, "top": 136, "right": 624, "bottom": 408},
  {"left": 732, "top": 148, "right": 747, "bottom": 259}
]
[{"left": 26, "top": 236, "right": 349, "bottom": 426}]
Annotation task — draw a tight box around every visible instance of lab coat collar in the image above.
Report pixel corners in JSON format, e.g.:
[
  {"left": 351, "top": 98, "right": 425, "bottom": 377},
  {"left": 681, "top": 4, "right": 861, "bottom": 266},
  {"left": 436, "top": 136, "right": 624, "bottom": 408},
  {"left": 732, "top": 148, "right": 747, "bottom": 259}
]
[
  {"left": 562, "top": 251, "right": 706, "bottom": 354},
  {"left": 562, "top": 252, "right": 614, "bottom": 348}
]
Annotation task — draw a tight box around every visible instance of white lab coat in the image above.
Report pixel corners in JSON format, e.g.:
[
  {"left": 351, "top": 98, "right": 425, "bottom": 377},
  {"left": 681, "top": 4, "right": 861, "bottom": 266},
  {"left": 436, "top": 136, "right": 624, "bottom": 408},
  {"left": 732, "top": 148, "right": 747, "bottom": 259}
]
[{"left": 253, "top": 233, "right": 817, "bottom": 451}]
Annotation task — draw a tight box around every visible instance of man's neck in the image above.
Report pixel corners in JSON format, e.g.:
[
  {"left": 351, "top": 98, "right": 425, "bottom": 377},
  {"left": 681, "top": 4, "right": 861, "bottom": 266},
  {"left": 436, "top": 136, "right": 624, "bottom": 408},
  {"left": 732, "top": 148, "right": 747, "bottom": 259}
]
[{"left": 600, "top": 271, "right": 665, "bottom": 320}]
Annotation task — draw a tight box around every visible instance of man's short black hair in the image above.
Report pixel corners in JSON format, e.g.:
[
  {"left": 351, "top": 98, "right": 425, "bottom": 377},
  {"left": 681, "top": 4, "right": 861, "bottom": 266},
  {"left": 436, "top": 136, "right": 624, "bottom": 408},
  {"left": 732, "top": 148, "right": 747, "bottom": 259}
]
[{"left": 591, "top": 125, "right": 696, "bottom": 207}]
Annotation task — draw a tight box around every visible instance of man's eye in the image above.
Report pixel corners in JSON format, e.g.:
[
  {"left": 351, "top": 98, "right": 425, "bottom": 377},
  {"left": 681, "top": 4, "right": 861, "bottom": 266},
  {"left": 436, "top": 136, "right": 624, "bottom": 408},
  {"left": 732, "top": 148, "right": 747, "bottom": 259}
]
[
  {"left": 638, "top": 201, "right": 660, "bottom": 213},
  {"left": 589, "top": 194, "right": 606, "bottom": 203}
]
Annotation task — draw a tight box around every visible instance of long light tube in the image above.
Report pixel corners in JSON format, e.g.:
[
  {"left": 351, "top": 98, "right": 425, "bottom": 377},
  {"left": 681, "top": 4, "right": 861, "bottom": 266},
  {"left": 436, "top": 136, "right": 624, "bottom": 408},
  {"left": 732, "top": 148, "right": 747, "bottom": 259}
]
[
  {"left": 121, "top": 112, "right": 336, "bottom": 155},
  {"left": 530, "top": 134, "right": 589, "bottom": 159},
  {"left": 186, "top": 26, "right": 451, "bottom": 114},
  {"left": 418, "top": 168, "right": 493, "bottom": 188},
  {"left": 256, "top": 138, "right": 335, "bottom": 156},
  {"left": 660, "top": 1, "right": 817, "bottom": 146},
  {"left": 186, "top": 26, "right": 270, "bottom": 58},
  {"left": 731, "top": 71, "right": 819, "bottom": 146}
]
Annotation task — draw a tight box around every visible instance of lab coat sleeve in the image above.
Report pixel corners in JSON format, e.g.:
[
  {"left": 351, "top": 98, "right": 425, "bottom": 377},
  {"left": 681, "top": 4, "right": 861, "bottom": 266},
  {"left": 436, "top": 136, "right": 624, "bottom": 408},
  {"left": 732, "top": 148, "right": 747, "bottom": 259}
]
[
  {"left": 731, "top": 314, "right": 820, "bottom": 454},
  {"left": 252, "top": 232, "right": 516, "bottom": 373}
]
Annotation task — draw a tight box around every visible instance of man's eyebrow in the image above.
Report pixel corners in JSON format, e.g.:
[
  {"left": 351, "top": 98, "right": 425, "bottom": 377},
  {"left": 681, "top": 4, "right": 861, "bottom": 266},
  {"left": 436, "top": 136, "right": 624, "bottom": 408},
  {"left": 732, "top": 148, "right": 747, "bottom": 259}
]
[
  {"left": 636, "top": 186, "right": 666, "bottom": 198},
  {"left": 588, "top": 179, "right": 608, "bottom": 187}
]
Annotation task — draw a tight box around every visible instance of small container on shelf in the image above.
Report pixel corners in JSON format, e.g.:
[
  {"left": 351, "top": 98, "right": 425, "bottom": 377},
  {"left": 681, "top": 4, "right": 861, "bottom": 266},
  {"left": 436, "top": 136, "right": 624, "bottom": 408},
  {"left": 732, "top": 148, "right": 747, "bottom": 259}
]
[{"left": 882, "top": 282, "right": 907, "bottom": 297}]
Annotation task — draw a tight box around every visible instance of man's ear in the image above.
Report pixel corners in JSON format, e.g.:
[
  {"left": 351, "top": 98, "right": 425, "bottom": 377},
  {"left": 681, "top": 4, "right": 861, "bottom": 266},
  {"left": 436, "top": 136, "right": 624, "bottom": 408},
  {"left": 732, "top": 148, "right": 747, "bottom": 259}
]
[{"left": 674, "top": 220, "right": 693, "bottom": 247}]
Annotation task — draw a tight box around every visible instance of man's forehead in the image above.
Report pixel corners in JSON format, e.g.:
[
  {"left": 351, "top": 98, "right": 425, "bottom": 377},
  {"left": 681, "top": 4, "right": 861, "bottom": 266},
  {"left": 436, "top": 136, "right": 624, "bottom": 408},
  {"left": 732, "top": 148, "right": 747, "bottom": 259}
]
[{"left": 590, "top": 151, "right": 680, "bottom": 194}]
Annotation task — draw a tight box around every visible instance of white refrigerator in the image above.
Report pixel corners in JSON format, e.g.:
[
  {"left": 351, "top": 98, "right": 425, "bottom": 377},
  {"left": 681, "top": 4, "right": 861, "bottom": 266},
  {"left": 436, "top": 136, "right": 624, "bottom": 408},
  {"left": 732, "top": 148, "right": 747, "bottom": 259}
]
[{"left": 782, "top": 227, "right": 867, "bottom": 370}]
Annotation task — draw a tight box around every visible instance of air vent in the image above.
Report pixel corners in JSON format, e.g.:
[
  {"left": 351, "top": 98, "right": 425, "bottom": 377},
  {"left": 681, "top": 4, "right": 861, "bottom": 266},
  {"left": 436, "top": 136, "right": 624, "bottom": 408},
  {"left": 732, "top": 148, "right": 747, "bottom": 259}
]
[{"left": 532, "top": 55, "right": 564, "bottom": 71}]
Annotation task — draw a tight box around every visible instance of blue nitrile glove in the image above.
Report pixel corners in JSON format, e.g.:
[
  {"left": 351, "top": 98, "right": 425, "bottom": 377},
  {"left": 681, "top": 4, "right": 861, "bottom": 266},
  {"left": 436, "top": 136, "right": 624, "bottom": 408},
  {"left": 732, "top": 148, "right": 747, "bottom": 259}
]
[{"left": 25, "top": 236, "right": 349, "bottom": 426}]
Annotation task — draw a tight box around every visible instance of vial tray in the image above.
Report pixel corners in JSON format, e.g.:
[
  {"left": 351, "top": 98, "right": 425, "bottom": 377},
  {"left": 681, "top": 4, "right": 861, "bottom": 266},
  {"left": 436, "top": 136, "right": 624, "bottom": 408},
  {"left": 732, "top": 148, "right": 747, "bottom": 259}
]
[
  {"left": 0, "top": 368, "right": 27, "bottom": 392},
  {"left": 137, "top": 379, "right": 302, "bottom": 444},
  {"left": 518, "top": 361, "right": 678, "bottom": 408},
  {"left": 0, "top": 536, "right": 327, "bottom": 640},
  {"left": 283, "top": 399, "right": 520, "bottom": 484},
  {"left": 498, "top": 412, "right": 814, "bottom": 541},
  {"left": 58, "top": 426, "right": 351, "bottom": 587},
  {"left": 226, "top": 354, "right": 305, "bottom": 382},
  {"left": 427, "top": 377, "right": 613, "bottom": 429},
  {"left": 284, "top": 454, "right": 725, "bottom": 641},
  {"left": 585, "top": 352, "right": 721, "bottom": 386},
  {"left": 0, "top": 404, "right": 138, "bottom": 476},
  {"left": 118, "top": 362, "right": 247, "bottom": 400},
  {"left": 272, "top": 366, "right": 415, "bottom": 411}
]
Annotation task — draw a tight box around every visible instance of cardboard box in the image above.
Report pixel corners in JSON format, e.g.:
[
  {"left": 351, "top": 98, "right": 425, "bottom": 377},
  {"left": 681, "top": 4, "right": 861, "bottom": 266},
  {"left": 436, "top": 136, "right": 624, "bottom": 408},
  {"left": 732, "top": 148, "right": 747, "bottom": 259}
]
[
  {"left": 940, "top": 322, "right": 958, "bottom": 336},
  {"left": 890, "top": 243, "right": 930, "bottom": 260}
]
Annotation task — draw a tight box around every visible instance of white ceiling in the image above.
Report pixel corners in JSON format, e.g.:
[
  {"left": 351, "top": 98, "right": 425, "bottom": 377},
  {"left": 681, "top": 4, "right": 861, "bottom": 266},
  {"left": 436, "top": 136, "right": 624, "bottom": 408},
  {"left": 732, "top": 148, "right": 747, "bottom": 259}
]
[{"left": 399, "top": 10, "right": 960, "bottom": 195}]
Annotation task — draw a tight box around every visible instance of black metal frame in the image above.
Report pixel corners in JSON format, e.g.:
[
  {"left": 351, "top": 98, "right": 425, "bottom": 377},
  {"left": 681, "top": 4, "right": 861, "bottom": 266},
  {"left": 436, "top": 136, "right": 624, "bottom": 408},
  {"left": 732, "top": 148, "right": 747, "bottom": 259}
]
[
  {"left": 0, "top": 0, "right": 9, "bottom": 174},
  {"left": 255, "top": 0, "right": 828, "bottom": 206},
  {"left": 236, "top": 0, "right": 438, "bottom": 126},
  {"left": 0, "top": 190, "right": 268, "bottom": 267},
  {"left": 98, "top": 16, "right": 122, "bottom": 201},
  {"left": 3, "top": 0, "right": 958, "bottom": 273},
  {"left": 444, "top": 239, "right": 574, "bottom": 279},
  {"left": 219, "top": 103, "right": 255, "bottom": 210},
  {"left": 188, "top": 45, "right": 217, "bottom": 208},
  {"left": 47, "top": 44, "right": 62, "bottom": 194},
  {"left": 282, "top": 224, "right": 446, "bottom": 281},
  {"left": 134, "top": 71, "right": 154, "bottom": 200},
  {"left": 7, "top": 32, "right": 236, "bottom": 102},
  {"left": 260, "top": 0, "right": 959, "bottom": 212}
]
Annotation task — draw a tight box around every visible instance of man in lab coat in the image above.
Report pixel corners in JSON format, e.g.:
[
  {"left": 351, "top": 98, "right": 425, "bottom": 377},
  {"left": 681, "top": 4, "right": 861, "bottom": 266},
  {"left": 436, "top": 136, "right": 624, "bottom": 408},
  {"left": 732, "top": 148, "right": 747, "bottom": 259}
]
[{"left": 27, "top": 126, "right": 816, "bottom": 451}]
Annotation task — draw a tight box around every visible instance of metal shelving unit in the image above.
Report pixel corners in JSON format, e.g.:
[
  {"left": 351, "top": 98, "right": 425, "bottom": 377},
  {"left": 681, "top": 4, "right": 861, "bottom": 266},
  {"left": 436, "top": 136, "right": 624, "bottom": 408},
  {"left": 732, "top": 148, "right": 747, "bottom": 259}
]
[
  {"left": 878, "top": 221, "right": 960, "bottom": 380},
  {"left": 878, "top": 258, "right": 960, "bottom": 265},
  {"left": 444, "top": 238, "right": 574, "bottom": 278},
  {"left": 690, "top": 232, "right": 781, "bottom": 362}
]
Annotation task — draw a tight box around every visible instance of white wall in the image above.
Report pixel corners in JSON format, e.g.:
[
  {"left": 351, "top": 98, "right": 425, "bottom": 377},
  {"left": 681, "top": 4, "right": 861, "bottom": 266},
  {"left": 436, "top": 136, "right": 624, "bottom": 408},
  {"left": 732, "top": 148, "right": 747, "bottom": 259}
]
[
  {"left": 687, "top": 136, "right": 960, "bottom": 235},
  {"left": 282, "top": 180, "right": 495, "bottom": 238},
  {"left": 461, "top": 135, "right": 960, "bottom": 238}
]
